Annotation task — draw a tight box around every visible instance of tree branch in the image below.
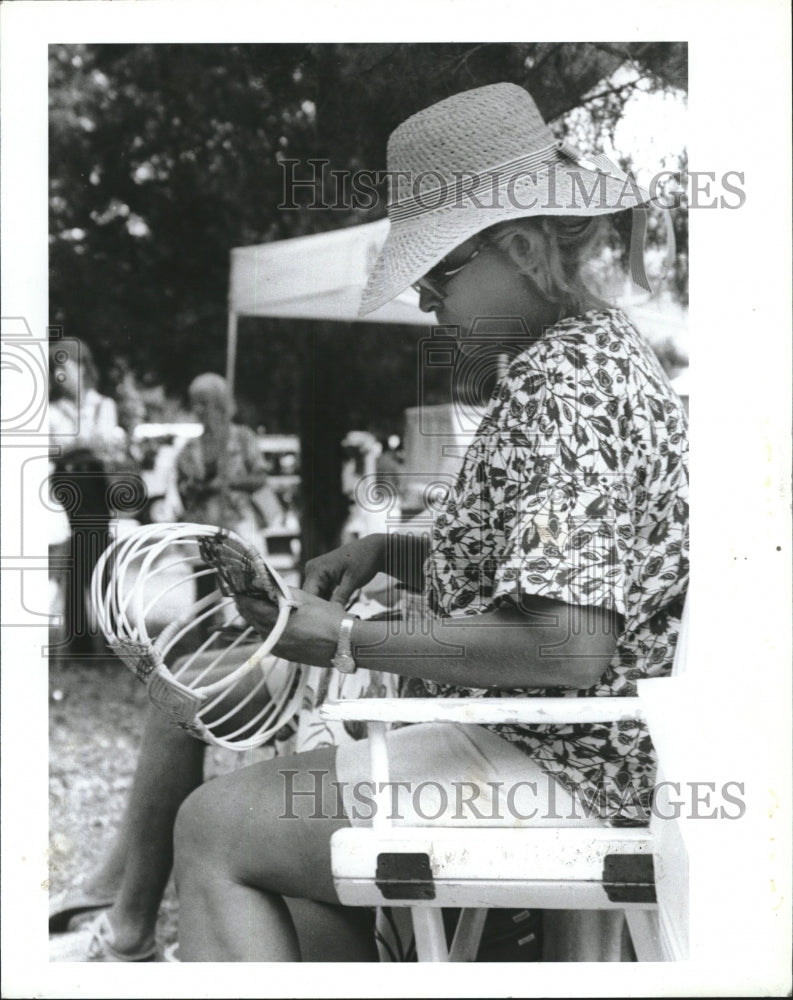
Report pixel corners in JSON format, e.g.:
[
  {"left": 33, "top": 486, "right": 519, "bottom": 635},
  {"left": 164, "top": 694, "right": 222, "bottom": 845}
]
[{"left": 579, "top": 78, "right": 645, "bottom": 107}]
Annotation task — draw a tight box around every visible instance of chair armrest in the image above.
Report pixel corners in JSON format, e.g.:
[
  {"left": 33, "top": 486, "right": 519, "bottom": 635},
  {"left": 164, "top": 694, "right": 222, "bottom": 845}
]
[{"left": 318, "top": 696, "right": 644, "bottom": 726}]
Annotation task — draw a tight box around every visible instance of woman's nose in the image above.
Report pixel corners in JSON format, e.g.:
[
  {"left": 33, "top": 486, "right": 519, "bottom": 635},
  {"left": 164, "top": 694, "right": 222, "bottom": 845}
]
[{"left": 418, "top": 284, "right": 443, "bottom": 313}]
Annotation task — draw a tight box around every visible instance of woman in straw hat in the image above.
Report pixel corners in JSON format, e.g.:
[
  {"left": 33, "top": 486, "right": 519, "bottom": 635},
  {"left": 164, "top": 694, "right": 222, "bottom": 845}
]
[{"left": 172, "top": 83, "right": 688, "bottom": 961}]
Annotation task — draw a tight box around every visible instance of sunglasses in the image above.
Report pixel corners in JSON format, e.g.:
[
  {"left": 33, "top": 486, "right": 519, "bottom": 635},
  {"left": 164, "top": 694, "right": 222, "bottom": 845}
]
[{"left": 411, "top": 237, "right": 485, "bottom": 297}]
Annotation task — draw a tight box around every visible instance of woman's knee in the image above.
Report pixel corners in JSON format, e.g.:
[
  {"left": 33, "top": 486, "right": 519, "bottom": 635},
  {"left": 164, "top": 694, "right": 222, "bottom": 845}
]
[
  {"left": 175, "top": 751, "right": 344, "bottom": 899},
  {"left": 174, "top": 763, "right": 285, "bottom": 873},
  {"left": 174, "top": 782, "right": 227, "bottom": 877}
]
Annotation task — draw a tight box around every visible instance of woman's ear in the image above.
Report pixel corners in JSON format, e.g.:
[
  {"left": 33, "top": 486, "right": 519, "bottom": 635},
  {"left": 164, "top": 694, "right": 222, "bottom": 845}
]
[{"left": 501, "top": 228, "right": 551, "bottom": 298}]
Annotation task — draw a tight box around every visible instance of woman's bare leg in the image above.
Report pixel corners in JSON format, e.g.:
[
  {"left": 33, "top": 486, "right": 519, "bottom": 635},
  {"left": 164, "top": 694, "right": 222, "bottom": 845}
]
[
  {"left": 58, "top": 653, "right": 367, "bottom": 958},
  {"left": 95, "top": 706, "right": 205, "bottom": 952},
  {"left": 283, "top": 898, "right": 376, "bottom": 962},
  {"left": 174, "top": 745, "right": 376, "bottom": 961},
  {"left": 71, "top": 648, "right": 269, "bottom": 950},
  {"left": 82, "top": 709, "right": 204, "bottom": 893}
]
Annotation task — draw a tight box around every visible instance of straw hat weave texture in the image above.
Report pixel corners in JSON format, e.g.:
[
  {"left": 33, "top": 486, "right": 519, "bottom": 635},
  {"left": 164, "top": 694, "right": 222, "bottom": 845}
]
[{"left": 360, "top": 83, "right": 655, "bottom": 315}]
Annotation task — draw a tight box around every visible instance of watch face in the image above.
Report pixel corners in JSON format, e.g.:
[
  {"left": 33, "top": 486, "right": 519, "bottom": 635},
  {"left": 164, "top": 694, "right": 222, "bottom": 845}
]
[{"left": 332, "top": 653, "right": 357, "bottom": 674}]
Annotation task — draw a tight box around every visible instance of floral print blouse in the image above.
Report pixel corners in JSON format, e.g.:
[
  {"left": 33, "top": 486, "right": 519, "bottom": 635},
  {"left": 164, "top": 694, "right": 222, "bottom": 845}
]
[{"left": 403, "top": 308, "right": 689, "bottom": 823}]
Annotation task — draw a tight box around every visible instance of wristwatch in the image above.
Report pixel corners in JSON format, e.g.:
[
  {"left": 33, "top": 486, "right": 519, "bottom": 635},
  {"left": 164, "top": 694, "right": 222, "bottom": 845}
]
[{"left": 331, "top": 615, "right": 358, "bottom": 674}]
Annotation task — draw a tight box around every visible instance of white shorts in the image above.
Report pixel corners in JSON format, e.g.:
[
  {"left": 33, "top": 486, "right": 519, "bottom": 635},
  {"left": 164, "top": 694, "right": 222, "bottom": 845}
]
[{"left": 335, "top": 722, "right": 605, "bottom": 829}]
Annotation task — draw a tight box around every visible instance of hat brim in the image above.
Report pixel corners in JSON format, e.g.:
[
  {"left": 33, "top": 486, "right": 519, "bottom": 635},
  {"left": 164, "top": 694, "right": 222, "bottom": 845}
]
[{"left": 359, "top": 164, "right": 652, "bottom": 316}]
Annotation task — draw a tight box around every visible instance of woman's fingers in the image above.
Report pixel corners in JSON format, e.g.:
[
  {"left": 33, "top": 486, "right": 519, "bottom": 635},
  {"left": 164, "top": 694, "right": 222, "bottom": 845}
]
[
  {"left": 234, "top": 588, "right": 343, "bottom": 667},
  {"left": 301, "top": 555, "right": 325, "bottom": 596},
  {"left": 303, "top": 557, "right": 348, "bottom": 601},
  {"left": 329, "top": 577, "right": 356, "bottom": 607},
  {"left": 302, "top": 563, "right": 332, "bottom": 598},
  {"left": 302, "top": 536, "right": 385, "bottom": 602},
  {"left": 308, "top": 568, "right": 354, "bottom": 606},
  {"left": 234, "top": 594, "right": 278, "bottom": 635}
]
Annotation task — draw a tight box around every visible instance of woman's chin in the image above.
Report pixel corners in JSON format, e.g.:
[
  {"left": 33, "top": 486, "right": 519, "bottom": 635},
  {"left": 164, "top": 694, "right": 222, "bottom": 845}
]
[{"left": 435, "top": 309, "right": 465, "bottom": 329}]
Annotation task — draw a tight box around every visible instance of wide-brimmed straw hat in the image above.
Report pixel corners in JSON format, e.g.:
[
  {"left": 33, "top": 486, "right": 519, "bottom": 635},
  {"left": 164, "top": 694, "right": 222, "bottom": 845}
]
[{"left": 360, "top": 82, "right": 659, "bottom": 316}]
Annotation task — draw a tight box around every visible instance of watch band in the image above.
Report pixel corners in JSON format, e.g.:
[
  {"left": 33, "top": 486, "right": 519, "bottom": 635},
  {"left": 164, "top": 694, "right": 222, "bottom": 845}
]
[{"left": 331, "top": 615, "right": 358, "bottom": 674}]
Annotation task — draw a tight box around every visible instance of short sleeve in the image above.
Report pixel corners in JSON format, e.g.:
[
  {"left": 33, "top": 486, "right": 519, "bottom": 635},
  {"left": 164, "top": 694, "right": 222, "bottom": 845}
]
[
  {"left": 493, "top": 476, "right": 628, "bottom": 615},
  {"left": 488, "top": 349, "right": 630, "bottom": 616}
]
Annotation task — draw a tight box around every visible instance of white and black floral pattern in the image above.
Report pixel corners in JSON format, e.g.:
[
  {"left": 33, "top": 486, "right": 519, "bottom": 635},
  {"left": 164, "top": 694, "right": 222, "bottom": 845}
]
[{"left": 403, "top": 309, "right": 689, "bottom": 823}]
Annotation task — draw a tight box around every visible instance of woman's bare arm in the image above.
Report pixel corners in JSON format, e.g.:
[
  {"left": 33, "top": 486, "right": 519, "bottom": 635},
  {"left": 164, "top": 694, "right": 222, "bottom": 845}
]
[{"left": 237, "top": 587, "right": 620, "bottom": 691}]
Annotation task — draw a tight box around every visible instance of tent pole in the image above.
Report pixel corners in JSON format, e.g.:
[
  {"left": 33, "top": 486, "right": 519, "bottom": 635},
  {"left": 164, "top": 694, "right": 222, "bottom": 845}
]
[{"left": 226, "top": 310, "right": 239, "bottom": 403}]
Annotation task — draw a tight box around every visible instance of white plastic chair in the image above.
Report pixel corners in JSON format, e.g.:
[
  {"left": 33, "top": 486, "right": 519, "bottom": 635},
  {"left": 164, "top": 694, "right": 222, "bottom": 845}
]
[{"left": 319, "top": 598, "right": 689, "bottom": 962}]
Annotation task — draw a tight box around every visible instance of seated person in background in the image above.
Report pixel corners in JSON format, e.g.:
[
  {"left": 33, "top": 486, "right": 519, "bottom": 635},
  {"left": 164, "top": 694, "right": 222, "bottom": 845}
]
[
  {"left": 176, "top": 373, "right": 269, "bottom": 554},
  {"left": 49, "top": 337, "right": 126, "bottom": 460}
]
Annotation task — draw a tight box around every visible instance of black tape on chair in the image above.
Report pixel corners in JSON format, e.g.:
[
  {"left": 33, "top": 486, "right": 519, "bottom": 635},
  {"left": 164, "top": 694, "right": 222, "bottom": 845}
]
[
  {"left": 376, "top": 852, "right": 436, "bottom": 900},
  {"left": 602, "top": 853, "right": 657, "bottom": 903}
]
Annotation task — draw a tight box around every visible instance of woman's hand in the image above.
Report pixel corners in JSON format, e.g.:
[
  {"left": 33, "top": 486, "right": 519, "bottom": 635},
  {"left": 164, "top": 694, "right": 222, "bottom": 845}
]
[
  {"left": 190, "top": 476, "right": 225, "bottom": 499},
  {"left": 227, "top": 472, "right": 269, "bottom": 494},
  {"left": 302, "top": 534, "right": 387, "bottom": 605},
  {"left": 235, "top": 588, "right": 345, "bottom": 668}
]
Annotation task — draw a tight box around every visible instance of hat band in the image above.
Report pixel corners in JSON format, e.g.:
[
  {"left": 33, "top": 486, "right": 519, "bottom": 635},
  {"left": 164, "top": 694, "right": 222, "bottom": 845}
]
[{"left": 388, "top": 140, "right": 629, "bottom": 223}]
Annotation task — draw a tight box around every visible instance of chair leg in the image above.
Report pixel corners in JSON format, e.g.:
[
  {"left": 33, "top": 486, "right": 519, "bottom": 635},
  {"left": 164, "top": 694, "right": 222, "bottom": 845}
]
[
  {"left": 411, "top": 908, "right": 450, "bottom": 961},
  {"left": 542, "top": 910, "right": 629, "bottom": 961},
  {"left": 449, "top": 908, "right": 488, "bottom": 962},
  {"left": 624, "top": 909, "right": 664, "bottom": 962}
]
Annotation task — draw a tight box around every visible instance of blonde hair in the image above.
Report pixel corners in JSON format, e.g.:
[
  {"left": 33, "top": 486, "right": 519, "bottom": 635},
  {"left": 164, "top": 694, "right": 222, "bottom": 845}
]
[
  {"left": 486, "top": 216, "right": 610, "bottom": 318},
  {"left": 189, "top": 373, "right": 229, "bottom": 402},
  {"left": 188, "top": 372, "right": 233, "bottom": 418}
]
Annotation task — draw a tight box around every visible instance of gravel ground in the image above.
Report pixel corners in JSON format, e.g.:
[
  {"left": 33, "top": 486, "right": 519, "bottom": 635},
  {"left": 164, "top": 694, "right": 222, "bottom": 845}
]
[
  {"left": 48, "top": 651, "right": 268, "bottom": 958},
  {"left": 49, "top": 654, "right": 181, "bottom": 954}
]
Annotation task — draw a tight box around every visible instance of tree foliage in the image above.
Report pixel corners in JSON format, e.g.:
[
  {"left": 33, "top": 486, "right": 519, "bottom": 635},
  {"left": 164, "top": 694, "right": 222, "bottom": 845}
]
[{"left": 50, "top": 42, "right": 687, "bottom": 398}]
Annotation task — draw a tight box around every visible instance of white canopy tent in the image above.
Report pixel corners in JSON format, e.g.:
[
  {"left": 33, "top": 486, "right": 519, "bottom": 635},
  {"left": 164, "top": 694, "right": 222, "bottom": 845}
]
[{"left": 225, "top": 219, "right": 428, "bottom": 394}]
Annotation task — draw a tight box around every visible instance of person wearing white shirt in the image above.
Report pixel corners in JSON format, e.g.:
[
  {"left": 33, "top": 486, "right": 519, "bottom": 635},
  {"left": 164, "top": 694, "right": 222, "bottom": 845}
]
[{"left": 49, "top": 338, "right": 125, "bottom": 658}]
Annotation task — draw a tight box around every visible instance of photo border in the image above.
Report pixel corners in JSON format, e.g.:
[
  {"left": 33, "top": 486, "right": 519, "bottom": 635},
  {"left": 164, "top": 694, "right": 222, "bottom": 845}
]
[{"left": 1, "top": 2, "right": 790, "bottom": 996}]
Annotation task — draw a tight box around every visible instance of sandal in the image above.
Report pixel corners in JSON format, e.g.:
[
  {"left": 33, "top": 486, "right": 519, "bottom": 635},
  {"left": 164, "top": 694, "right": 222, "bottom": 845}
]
[
  {"left": 49, "top": 886, "right": 115, "bottom": 933},
  {"left": 163, "top": 942, "right": 181, "bottom": 962},
  {"left": 49, "top": 912, "right": 156, "bottom": 962}
]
